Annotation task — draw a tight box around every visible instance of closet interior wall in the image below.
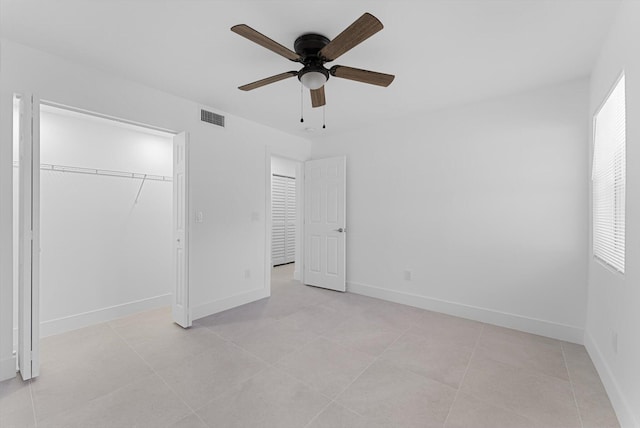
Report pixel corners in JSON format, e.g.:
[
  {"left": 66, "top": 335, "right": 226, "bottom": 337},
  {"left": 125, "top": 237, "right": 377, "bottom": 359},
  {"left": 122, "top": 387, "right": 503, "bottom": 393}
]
[{"left": 15, "top": 105, "right": 174, "bottom": 338}]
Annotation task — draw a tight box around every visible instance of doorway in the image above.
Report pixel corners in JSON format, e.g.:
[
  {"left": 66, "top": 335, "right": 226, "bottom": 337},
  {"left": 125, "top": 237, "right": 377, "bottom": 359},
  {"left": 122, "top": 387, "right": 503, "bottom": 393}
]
[
  {"left": 267, "top": 155, "right": 347, "bottom": 294},
  {"left": 39, "top": 105, "right": 174, "bottom": 336},
  {"left": 13, "top": 97, "right": 190, "bottom": 380},
  {"left": 270, "top": 156, "right": 303, "bottom": 292}
]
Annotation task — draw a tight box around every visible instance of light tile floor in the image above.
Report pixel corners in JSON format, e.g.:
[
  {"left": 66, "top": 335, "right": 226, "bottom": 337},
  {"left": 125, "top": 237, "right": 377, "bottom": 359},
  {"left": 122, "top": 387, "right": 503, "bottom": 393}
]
[{"left": 0, "top": 264, "right": 620, "bottom": 427}]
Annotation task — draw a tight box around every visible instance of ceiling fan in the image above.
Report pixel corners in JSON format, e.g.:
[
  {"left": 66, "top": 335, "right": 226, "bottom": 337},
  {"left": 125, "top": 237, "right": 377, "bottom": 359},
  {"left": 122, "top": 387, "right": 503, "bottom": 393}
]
[{"left": 231, "top": 13, "right": 395, "bottom": 108}]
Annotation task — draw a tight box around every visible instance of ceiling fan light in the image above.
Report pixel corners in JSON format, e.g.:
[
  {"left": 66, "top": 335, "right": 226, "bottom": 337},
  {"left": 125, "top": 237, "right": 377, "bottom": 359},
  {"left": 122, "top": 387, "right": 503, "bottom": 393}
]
[{"left": 300, "top": 71, "right": 327, "bottom": 90}]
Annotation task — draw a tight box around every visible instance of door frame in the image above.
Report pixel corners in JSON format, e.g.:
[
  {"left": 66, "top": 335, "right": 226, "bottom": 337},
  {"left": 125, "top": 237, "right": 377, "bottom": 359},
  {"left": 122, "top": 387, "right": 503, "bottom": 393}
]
[
  {"left": 16, "top": 98, "right": 191, "bottom": 379},
  {"left": 172, "top": 131, "right": 191, "bottom": 328},
  {"left": 265, "top": 150, "right": 306, "bottom": 295},
  {"left": 17, "top": 93, "right": 40, "bottom": 380}
]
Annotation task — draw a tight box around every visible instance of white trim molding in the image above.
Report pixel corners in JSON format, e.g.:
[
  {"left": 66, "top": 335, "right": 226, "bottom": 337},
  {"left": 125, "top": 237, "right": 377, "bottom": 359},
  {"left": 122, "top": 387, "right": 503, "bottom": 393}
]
[
  {"left": 347, "top": 281, "right": 584, "bottom": 344},
  {"left": 584, "top": 332, "right": 638, "bottom": 428},
  {"left": 191, "top": 287, "right": 269, "bottom": 321},
  {"left": 40, "top": 293, "right": 172, "bottom": 338}
]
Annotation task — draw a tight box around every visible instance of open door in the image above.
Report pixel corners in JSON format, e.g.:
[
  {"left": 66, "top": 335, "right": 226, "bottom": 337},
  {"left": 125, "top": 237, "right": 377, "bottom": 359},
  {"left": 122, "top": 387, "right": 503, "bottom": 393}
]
[
  {"left": 304, "top": 156, "right": 346, "bottom": 291},
  {"left": 18, "top": 94, "right": 40, "bottom": 380},
  {"left": 172, "top": 132, "right": 191, "bottom": 327}
]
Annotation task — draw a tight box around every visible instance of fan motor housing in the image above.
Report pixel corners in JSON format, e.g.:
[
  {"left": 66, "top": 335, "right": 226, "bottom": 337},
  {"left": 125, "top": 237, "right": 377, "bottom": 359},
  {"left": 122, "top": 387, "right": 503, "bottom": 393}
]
[{"left": 294, "top": 33, "right": 330, "bottom": 60}]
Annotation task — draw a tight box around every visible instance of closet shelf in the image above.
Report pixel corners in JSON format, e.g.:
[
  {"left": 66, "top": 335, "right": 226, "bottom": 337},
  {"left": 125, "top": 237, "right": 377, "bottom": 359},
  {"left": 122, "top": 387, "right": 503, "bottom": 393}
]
[{"left": 12, "top": 161, "right": 172, "bottom": 182}]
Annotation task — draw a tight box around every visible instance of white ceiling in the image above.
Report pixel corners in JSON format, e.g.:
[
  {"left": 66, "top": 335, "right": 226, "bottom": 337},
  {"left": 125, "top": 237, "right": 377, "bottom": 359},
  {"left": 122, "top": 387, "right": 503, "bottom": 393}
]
[{"left": 0, "top": 0, "right": 620, "bottom": 140}]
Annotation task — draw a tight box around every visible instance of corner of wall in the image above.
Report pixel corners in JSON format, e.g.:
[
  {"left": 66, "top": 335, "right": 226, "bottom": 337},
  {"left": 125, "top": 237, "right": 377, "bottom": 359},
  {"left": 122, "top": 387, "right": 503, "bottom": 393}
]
[{"left": 584, "top": 331, "right": 639, "bottom": 428}]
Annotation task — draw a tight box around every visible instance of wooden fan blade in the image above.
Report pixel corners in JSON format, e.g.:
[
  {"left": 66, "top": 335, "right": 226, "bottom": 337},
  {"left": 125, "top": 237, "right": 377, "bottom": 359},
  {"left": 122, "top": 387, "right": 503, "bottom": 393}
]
[
  {"left": 310, "top": 86, "right": 326, "bottom": 108},
  {"left": 231, "top": 24, "right": 301, "bottom": 62},
  {"left": 330, "top": 65, "right": 394, "bottom": 87},
  {"left": 238, "top": 71, "right": 298, "bottom": 91},
  {"left": 318, "top": 13, "right": 383, "bottom": 61}
]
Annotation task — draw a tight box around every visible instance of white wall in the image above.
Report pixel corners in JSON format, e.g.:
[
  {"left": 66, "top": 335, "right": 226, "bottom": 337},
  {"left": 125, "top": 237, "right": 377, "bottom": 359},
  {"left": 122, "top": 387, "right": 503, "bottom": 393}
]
[
  {"left": 35, "top": 107, "right": 173, "bottom": 336},
  {"left": 586, "top": 1, "right": 640, "bottom": 426},
  {"left": 0, "top": 39, "right": 312, "bottom": 380},
  {"left": 271, "top": 156, "right": 297, "bottom": 178},
  {"left": 312, "top": 79, "right": 589, "bottom": 343}
]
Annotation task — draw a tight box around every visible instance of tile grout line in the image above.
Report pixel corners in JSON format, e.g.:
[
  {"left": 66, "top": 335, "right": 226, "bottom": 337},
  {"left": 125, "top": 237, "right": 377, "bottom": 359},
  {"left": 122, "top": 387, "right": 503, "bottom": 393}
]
[
  {"left": 209, "top": 319, "right": 324, "bottom": 379},
  {"left": 301, "top": 399, "right": 333, "bottom": 428},
  {"left": 447, "top": 330, "right": 575, "bottom": 426},
  {"left": 189, "top": 328, "right": 335, "bottom": 415},
  {"left": 302, "top": 317, "right": 418, "bottom": 427},
  {"left": 33, "top": 317, "right": 184, "bottom": 427},
  {"left": 27, "top": 279, "right": 612, "bottom": 428},
  {"left": 561, "top": 342, "right": 585, "bottom": 428},
  {"left": 178, "top": 286, "right": 599, "bottom": 427},
  {"left": 107, "top": 322, "right": 211, "bottom": 428},
  {"left": 442, "top": 323, "right": 484, "bottom": 427},
  {"left": 28, "top": 379, "right": 38, "bottom": 428}
]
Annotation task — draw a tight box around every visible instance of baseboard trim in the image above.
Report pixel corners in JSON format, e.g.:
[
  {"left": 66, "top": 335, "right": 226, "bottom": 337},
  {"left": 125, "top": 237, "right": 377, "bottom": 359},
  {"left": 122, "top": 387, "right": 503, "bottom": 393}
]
[
  {"left": 0, "top": 356, "right": 17, "bottom": 381},
  {"left": 347, "top": 281, "right": 584, "bottom": 344},
  {"left": 191, "top": 287, "right": 269, "bottom": 321},
  {"left": 584, "top": 331, "right": 638, "bottom": 428},
  {"left": 40, "top": 293, "right": 172, "bottom": 338}
]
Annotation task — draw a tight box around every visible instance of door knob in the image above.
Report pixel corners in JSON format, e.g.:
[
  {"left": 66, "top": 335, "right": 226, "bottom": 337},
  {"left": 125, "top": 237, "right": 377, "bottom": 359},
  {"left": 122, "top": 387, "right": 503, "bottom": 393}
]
[{"left": 334, "top": 228, "right": 345, "bottom": 233}]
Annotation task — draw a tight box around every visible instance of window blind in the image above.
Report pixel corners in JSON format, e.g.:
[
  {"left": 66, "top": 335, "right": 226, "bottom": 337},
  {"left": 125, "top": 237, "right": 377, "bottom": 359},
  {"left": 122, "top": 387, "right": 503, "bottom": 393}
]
[{"left": 592, "top": 74, "right": 626, "bottom": 273}]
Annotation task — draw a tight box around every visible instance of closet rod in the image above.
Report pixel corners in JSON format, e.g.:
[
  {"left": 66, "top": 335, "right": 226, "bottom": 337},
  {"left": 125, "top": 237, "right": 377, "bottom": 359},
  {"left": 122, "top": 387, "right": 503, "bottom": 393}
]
[{"left": 12, "top": 161, "right": 172, "bottom": 182}]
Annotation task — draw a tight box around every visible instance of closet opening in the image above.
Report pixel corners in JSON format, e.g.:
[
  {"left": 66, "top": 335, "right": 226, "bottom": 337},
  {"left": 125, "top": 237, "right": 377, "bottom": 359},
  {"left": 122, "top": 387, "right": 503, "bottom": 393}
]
[
  {"left": 12, "top": 98, "right": 192, "bottom": 381},
  {"left": 270, "top": 156, "right": 302, "bottom": 292},
  {"left": 40, "top": 105, "right": 174, "bottom": 337},
  {"left": 38, "top": 104, "right": 175, "bottom": 336}
]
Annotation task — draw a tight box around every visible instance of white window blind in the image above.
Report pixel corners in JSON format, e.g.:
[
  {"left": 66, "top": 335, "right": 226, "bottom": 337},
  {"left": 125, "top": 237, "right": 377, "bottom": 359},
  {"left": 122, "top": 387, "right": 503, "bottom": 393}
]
[{"left": 592, "top": 74, "right": 626, "bottom": 273}]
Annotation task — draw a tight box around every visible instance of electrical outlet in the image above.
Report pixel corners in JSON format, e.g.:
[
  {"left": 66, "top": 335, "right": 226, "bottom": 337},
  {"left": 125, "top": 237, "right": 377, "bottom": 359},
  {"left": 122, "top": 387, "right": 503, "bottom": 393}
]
[
  {"left": 612, "top": 331, "right": 618, "bottom": 354},
  {"left": 244, "top": 269, "right": 251, "bottom": 279},
  {"left": 404, "top": 270, "right": 412, "bottom": 281},
  {"left": 195, "top": 211, "right": 204, "bottom": 223}
]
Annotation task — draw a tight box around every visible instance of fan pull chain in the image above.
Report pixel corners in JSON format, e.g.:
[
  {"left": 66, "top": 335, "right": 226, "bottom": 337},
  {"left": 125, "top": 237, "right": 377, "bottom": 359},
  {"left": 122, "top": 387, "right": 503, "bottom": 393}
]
[
  {"left": 323, "top": 105, "right": 326, "bottom": 129},
  {"left": 300, "top": 83, "right": 304, "bottom": 123}
]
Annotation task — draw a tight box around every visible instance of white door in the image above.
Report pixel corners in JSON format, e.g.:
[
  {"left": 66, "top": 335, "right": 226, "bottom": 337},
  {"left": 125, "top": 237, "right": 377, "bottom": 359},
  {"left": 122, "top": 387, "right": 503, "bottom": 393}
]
[
  {"left": 304, "top": 157, "right": 346, "bottom": 291},
  {"left": 18, "top": 95, "right": 40, "bottom": 380},
  {"left": 172, "top": 132, "right": 190, "bottom": 327}
]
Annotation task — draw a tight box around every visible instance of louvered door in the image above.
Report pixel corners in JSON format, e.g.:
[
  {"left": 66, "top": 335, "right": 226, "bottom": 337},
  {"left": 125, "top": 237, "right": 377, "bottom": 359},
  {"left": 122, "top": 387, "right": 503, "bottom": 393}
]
[
  {"left": 272, "top": 175, "right": 296, "bottom": 266},
  {"left": 284, "top": 177, "right": 296, "bottom": 263}
]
